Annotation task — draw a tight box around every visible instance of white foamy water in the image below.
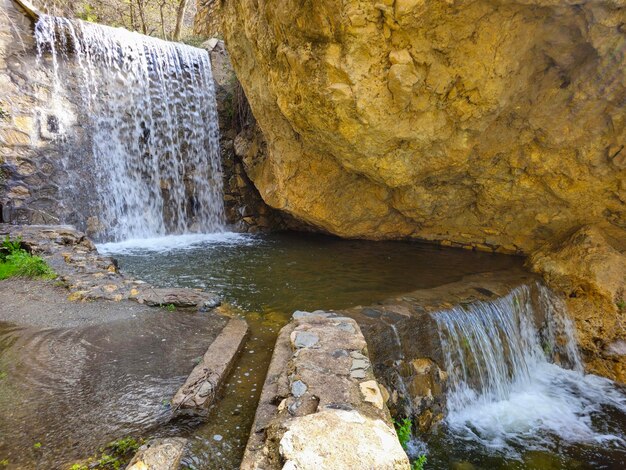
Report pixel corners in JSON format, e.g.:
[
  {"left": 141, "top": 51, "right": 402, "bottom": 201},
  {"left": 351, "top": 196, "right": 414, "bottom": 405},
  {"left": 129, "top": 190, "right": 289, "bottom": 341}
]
[
  {"left": 433, "top": 284, "right": 626, "bottom": 455},
  {"left": 35, "top": 15, "right": 225, "bottom": 242},
  {"left": 97, "top": 232, "right": 257, "bottom": 255}
]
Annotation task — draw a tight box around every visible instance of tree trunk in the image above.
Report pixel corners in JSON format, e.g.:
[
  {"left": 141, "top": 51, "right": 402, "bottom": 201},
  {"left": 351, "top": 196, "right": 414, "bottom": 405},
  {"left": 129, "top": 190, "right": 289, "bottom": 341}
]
[
  {"left": 173, "top": 0, "right": 190, "bottom": 41},
  {"left": 160, "top": 1, "right": 167, "bottom": 39},
  {"left": 136, "top": 0, "right": 147, "bottom": 35}
]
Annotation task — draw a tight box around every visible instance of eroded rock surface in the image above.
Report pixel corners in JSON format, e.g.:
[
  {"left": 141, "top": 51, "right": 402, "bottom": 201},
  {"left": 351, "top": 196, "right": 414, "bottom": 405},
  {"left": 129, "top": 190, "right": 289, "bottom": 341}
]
[
  {"left": 220, "top": 0, "right": 626, "bottom": 253},
  {"left": 127, "top": 438, "right": 187, "bottom": 470},
  {"left": 529, "top": 226, "right": 626, "bottom": 382}
]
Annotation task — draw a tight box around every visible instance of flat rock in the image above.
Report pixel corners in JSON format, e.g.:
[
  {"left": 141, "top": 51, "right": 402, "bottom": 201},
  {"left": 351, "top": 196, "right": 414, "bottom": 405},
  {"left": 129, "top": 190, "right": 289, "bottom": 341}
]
[
  {"left": 127, "top": 438, "right": 187, "bottom": 470},
  {"left": 137, "top": 288, "right": 220, "bottom": 308},
  {"left": 280, "top": 409, "right": 409, "bottom": 470}
]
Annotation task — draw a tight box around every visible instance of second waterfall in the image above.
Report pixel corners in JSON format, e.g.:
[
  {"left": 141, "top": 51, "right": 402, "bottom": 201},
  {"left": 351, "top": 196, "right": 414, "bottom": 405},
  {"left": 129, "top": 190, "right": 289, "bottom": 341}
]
[{"left": 34, "top": 14, "right": 225, "bottom": 242}]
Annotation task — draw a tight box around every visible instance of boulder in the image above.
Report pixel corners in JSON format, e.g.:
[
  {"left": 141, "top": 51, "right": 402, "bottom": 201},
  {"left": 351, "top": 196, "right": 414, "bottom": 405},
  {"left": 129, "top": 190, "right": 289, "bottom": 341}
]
[{"left": 218, "top": 0, "right": 626, "bottom": 254}]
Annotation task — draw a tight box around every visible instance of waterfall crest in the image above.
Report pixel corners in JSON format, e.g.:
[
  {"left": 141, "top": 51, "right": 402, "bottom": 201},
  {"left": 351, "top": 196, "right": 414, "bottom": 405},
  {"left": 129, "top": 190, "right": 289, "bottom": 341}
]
[{"left": 34, "top": 15, "right": 225, "bottom": 242}]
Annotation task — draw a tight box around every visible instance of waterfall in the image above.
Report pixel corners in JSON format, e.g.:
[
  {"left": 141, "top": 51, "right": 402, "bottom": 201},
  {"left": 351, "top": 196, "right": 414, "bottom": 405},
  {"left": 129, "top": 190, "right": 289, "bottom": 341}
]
[
  {"left": 432, "top": 283, "right": 626, "bottom": 453},
  {"left": 34, "top": 15, "right": 225, "bottom": 242}
]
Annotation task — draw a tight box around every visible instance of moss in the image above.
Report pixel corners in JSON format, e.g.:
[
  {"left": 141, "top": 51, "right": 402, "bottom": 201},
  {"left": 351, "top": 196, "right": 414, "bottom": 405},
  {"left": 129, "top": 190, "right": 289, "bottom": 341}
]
[
  {"left": 67, "top": 436, "right": 142, "bottom": 470},
  {"left": 412, "top": 454, "right": 427, "bottom": 470}
]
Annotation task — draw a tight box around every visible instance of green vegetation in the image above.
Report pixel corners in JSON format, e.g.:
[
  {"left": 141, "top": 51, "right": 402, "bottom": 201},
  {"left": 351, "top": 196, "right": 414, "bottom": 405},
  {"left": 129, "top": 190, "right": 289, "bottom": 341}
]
[
  {"left": 33, "top": 442, "right": 42, "bottom": 449},
  {"left": 617, "top": 299, "right": 625, "bottom": 311},
  {"left": 0, "top": 459, "right": 8, "bottom": 466},
  {"left": 394, "top": 417, "right": 428, "bottom": 468},
  {"left": 162, "top": 303, "right": 176, "bottom": 312},
  {"left": 67, "top": 436, "right": 142, "bottom": 470},
  {"left": 69, "top": 464, "right": 89, "bottom": 470},
  {"left": 394, "top": 417, "right": 413, "bottom": 449},
  {"left": 0, "top": 371, "right": 6, "bottom": 380},
  {"left": 412, "top": 454, "right": 427, "bottom": 470},
  {"left": 0, "top": 236, "right": 55, "bottom": 280}
]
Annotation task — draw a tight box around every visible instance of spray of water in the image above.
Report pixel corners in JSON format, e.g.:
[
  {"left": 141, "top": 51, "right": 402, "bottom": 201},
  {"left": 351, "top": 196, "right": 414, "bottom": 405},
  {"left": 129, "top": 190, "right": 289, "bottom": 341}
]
[
  {"left": 34, "top": 15, "right": 225, "bottom": 242},
  {"left": 433, "top": 283, "right": 626, "bottom": 454}
]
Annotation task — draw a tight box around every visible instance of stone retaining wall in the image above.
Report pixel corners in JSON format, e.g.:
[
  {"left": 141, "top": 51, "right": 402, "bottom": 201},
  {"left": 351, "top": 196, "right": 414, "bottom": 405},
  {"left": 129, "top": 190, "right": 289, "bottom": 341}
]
[{"left": 0, "top": 0, "right": 84, "bottom": 226}]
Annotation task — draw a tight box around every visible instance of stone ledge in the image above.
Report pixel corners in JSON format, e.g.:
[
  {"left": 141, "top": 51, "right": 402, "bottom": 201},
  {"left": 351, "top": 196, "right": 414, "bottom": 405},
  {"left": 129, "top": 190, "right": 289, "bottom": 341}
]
[
  {"left": 0, "top": 224, "right": 222, "bottom": 309},
  {"left": 241, "top": 310, "right": 409, "bottom": 470},
  {"left": 171, "top": 317, "right": 248, "bottom": 412}
]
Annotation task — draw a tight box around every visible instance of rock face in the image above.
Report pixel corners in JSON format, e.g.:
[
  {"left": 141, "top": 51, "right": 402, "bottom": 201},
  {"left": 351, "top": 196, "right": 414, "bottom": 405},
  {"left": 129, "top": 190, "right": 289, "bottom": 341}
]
[
  {"left": 529, "top": 226, "right": 626, "bottom": 382},
  {"left": 203, "top": 38, "right": 292, "bottom": 233},
  {"left": 220, "top": 0, "right": 626, "bottom": 253}
]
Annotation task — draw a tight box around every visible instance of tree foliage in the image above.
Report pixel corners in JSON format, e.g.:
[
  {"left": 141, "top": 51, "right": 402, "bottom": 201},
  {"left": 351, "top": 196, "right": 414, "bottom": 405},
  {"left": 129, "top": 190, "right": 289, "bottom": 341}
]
[{"left": 32, "top": 0, "right": 200, "bottom": 41}]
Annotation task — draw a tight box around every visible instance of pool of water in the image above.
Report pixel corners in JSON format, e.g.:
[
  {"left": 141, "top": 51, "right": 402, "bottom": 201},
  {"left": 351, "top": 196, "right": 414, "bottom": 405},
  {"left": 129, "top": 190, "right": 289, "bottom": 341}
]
[{"left": 101, "top": 231, "right": 524, "bottom": 469}]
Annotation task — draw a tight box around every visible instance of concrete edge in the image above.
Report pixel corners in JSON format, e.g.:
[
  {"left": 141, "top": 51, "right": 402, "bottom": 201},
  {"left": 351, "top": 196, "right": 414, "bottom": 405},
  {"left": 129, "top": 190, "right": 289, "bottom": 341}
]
[
  {"left": 12, "top": 0, "right": 42, "bottom": 20},
  {"left": 171, "top": 317, "right": 249, "bottom": 412}
]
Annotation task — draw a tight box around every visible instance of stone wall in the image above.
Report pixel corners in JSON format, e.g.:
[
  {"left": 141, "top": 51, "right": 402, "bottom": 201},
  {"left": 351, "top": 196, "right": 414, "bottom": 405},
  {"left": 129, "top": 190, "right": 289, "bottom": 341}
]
[
  {"left": 0, "top": 0, "right": 83, "bottom": 225},
  {"left": 193, "top": 0, "right": 220, "bottom": 38},
  {"left": 204, "top": 38, "right": 298, "bottom": 233},
  {"left": 1, "top": 1, "right": 281, "bottom": 235}
]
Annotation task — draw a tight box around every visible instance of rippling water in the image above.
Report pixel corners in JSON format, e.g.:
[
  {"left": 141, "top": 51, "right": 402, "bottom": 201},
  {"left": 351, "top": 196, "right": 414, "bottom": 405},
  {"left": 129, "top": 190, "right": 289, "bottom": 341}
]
[
  {"left": 106, "top": 231, "right": 523, "bottom": 469},
  {"left": 0, "top": 308, "right": 226, "bottom": 468}
]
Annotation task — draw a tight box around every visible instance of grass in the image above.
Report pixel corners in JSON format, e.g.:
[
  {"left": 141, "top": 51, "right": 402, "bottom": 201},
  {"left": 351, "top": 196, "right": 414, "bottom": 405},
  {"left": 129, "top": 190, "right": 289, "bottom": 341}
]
[
  {"left": 0, "top": 236, "right": 55, "bottom": 280},
  {"left": 617, "top": 300, "right": 625, "bottom": 311},
  {"left": 67, "top": 436, "right": 142, "bottom": 470}
]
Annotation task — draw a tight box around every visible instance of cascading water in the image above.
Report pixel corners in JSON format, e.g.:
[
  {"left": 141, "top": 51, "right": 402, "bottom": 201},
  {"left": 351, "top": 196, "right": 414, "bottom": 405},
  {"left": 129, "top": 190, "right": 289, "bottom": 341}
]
[
  {"left": 432, "top": 283, "right": 626, "bottom": 457},
  {"left": 34, "top": 15, "right": 225, "bottom": 242}
]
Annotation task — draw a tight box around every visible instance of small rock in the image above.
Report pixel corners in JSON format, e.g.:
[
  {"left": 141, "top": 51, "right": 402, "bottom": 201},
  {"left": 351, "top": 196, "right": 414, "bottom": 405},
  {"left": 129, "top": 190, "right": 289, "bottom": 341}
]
[
  {"left": 291, "top": 380, "right": 307, "bottom": 398},
  {"left": 360, "top": 380, "right": 385, "bottom": 410},
  {"left": 292, "top": 310, "right": 311, "bottom": 320},
  {"left": 292, "top": 331, "right": 319, "bottom": 348},
  {"left": 127, "top": 438, "right": 187, "bottom": 470},
  {"left": 350, "top": 369, "right": 367, "bottom": 380},
  {"left": 336, "top": 322, "right": 356, "bottom": 333},
  {"left": 197, "top": 381, "right": 214, "bottom": 398},
  {"left": 350, "top": 358, "right": 370, "bottom": 371},
  {"left": 199, "top": 295, "right": 222, "bottom": 312}
]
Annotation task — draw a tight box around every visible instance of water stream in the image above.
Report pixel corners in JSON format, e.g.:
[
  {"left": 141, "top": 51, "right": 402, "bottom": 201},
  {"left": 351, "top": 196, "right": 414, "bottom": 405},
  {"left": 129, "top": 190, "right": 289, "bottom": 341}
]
[
  {"left": 35, "top": 15, "right": 224, "bottom": 241},
  {"left": 101, "top": 233, "right": 523, "bottom": 469},
  {"left": 418, "top": 285, "right": 626, "bottom": 469}
]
